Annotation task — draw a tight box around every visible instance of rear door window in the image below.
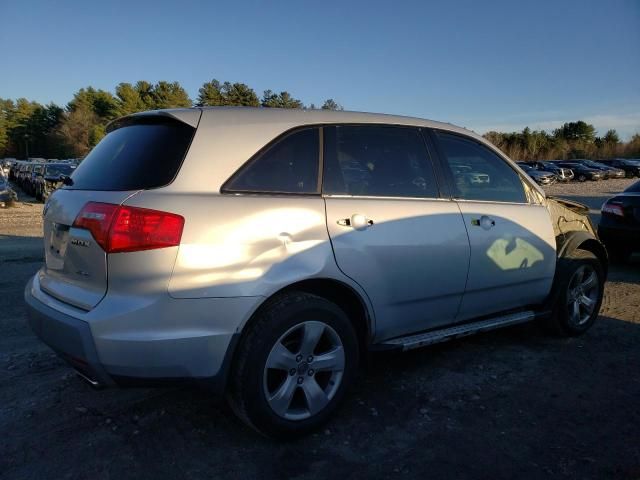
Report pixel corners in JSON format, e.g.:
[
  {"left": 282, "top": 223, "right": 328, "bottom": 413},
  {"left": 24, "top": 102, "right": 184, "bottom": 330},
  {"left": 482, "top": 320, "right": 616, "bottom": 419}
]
[
  {"left": 224, "top": 128, "right": 320, "bottom": 194},
  {"left": 323, "top": 125, "right": 439, "bottom": 198},
  {"left": 68, "top": 118, "right": 195, "bottom": 191}
]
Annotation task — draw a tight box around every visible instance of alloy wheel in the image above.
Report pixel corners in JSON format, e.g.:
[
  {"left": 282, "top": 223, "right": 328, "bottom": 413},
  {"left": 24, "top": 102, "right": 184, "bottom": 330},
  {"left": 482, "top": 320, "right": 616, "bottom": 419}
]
[
  {"left": 566, "top": 265, "right": 599, "bottom": 326},
  {"left": 263, "top": 321, "right": 345, "bottom": 421}
]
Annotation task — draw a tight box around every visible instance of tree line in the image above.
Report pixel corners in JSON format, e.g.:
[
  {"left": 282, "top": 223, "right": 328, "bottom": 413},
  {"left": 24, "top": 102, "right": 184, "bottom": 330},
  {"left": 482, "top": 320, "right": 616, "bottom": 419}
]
[
  {"left": 0, "top": 79, "right": 343, "bottom": 159},
  {"left": 1, "top": 80, "right": 638, "bottom": 161},
  {"left": 483, "top": 121, "right": 640, "bottom": 161}
]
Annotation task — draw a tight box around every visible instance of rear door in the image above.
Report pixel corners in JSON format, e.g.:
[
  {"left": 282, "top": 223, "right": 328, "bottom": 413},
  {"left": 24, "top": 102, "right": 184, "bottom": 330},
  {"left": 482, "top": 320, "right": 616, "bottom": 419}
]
[
  {"left": 39, "top": 112, "right": 199, "bottom": 310},
  {"left": 431, "top": 130, "right": 556, "bottom": 321},
  {"left": 323, "top": 125, "right": 470, "bottom": 341}
]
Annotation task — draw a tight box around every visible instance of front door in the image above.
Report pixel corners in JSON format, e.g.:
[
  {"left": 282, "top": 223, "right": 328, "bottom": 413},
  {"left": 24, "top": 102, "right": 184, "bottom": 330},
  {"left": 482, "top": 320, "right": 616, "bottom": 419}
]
[{"left": 431, "top": 130, "right": 556, "bottom": 321}]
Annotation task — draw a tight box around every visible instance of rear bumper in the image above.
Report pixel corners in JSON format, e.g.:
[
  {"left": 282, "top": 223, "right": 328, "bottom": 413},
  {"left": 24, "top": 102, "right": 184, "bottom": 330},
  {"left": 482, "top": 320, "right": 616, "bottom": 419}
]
[
  {"left": 25, "top": 278, "right": 115, "bottom": 386},
  {"left": 25, "top": 276, "right": 259, "bottom": 393},
  {"left": 536, "top": 176, "right": 556, "bottom": 185}
]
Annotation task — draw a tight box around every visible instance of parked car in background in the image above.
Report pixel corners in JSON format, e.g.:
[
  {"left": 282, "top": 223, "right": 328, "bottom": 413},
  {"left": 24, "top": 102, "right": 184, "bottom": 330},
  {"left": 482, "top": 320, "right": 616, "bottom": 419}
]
[
  {"left": 8, "top": 160, "right": 23, "bottom": 181},
  {"left": 450, "top": 162, "right": 491, "bottom": 185},
  {"left": 572, "top": 159, "right": 625, "bottom": 179},
  {"left": 25, "top": 108, "right": 608, "bottom": 438},
  {"left": 533, "top": 161, "right": 574, "bottom": 182},
  {"left": 34, "top": 163, "right": 76, "bottom": 201},
  {"left": 599, "top": 179, "right": 640, "bottom": 262},
  {"left": 25, "top": 163, "right": 45, "bottom": 196},
  {"left": 0, "top": 173, "right": 18, "bottom": 208},
  {"left": 16, "top": 163, "right": 32, "bottom": 189},
  {"left": 556, "top": 162, "right": 604, "bottom": 182},
  {"left": 1, "top": 160, "right": 11, "bottom": 177},
  {"left": 516, "top": 162, "right": 557, "bottom": 185},
  {"left": 597, "top": 159, "right": 640, "bottom": 178}
]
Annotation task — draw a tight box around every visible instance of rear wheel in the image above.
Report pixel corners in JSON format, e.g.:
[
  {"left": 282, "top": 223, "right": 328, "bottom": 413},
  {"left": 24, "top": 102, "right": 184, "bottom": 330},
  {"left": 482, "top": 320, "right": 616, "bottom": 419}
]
[
  {"left": 578, "top": 174, "right": 587, "bottom": 182},
  {"left": 548, "top": 249, "right": 604, "bottom": 336},
  {"left": 228, "top": 292, "right": 359, "bottom": 439}
]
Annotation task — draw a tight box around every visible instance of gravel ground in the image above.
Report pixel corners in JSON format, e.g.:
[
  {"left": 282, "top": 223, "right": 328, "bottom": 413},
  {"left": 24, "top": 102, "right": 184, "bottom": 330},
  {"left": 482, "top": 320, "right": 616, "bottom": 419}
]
[
  {"left": 1, "top": 180, "right": 639, "bottom": 480},
  {"left": 0, "top": 186, "right": 43, "bottom": 238}
]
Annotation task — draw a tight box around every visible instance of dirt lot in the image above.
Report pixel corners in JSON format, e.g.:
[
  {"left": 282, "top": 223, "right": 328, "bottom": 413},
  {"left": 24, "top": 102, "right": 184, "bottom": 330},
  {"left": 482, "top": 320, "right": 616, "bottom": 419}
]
[{"left": 1, "top": 180, "right": 639, "bottom": 480}]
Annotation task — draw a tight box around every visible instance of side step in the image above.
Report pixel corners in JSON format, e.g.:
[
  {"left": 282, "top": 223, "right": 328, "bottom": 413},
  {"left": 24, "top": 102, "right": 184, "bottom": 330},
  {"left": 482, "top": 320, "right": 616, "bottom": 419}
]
[{"left": 380, "top": 311, "right": 536, "bottom": 351}]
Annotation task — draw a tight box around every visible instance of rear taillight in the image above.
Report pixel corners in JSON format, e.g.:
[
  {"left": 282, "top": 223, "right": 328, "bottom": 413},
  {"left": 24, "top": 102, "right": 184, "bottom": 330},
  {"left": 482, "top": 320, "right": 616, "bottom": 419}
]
[
  {"left": 72, "top": 202, "right": 184, "bottom": 253},
  {"left": 72, "top": 202, "right": 119, "bottom": 250},
  {"left": 602, "top": 200, "right": 624, "bottom": 217}
]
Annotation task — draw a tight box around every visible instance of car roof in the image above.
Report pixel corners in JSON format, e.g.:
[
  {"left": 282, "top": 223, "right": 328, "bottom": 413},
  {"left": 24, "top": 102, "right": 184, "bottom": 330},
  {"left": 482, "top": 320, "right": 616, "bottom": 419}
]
[
  {"left": 129, "top": 106, "right": 485, "bottom": 141},
  {"left": 120, "top": 106, "right": 546, "bottom": 197}
]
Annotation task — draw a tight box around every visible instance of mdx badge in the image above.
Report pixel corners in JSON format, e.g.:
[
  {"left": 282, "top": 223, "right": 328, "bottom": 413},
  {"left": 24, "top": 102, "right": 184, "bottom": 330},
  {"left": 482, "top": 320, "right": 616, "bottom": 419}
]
[{"left": 70, "top": 238, "right": 91, "bottom": 248}]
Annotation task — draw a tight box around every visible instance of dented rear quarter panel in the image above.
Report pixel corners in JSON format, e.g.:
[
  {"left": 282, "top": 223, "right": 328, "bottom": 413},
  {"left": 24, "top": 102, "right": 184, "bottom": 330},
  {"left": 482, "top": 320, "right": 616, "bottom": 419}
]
[{"left": 125, "top": 192, "right": 359, "bottom": 301}]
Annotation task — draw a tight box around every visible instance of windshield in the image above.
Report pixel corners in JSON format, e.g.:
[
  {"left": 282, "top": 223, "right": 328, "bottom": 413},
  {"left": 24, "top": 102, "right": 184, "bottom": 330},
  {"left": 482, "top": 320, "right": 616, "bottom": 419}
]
[
  {"left": 584, "top": 161, "right": 603, "bottom": 168},
  {"left": 45, "top": 164, "right": 75, "bottom": 176}
]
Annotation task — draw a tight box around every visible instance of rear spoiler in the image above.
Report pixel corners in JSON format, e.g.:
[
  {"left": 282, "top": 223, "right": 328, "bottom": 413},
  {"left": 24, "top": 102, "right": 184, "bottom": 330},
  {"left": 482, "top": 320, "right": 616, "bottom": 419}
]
[{"left": 106, "top": 109, "right": 202, "bottom": 133}]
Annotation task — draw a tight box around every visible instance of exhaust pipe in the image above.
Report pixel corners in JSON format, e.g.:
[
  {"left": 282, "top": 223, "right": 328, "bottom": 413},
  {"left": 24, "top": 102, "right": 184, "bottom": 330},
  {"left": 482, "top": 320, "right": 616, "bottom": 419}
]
[{"left": 74, "top": 369, "right": 104, "bottom": 389}]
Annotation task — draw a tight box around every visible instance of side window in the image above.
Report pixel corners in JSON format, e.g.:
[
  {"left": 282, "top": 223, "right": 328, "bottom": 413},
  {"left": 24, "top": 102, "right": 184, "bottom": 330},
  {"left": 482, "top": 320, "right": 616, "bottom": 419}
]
[
  {"left": 224, "top": 128, "right": 319, "bottom": 193},
  {"left": 323, "top": 125, "right": 439, "bottom": 198},
  {"left": 435, "top": 132, "right": 526, "bottom": 203}
]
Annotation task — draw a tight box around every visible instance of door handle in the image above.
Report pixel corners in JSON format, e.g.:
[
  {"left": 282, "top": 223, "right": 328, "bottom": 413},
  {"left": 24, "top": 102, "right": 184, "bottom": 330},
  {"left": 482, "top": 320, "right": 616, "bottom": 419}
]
[
  {"left": 471, "top": 215, "right": 496, "bottom": 230},
  {"left": 337, "top": 214, "right": 374, "bottom": 230}
]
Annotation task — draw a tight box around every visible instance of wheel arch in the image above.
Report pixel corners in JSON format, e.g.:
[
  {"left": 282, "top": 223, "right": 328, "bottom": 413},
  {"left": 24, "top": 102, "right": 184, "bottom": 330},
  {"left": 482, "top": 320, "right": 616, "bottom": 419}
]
[
  {"left": 539, "top": 230, "right": 608, "bottom": 318},
  {"left": 557, "top": 231, "right": 608, "bottom": 276},
  {"left": 275, "top": 278, "right": 374, "bottom": 347},
  {"left": 219, "top": 277, "right": 375, "bottom": 393}
]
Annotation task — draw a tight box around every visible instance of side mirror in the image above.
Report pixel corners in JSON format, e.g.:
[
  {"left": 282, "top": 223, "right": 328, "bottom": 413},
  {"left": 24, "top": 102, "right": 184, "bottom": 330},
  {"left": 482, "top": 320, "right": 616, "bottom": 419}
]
[{"left": 61, "top": 175, "right": 74, "bottom": 186}]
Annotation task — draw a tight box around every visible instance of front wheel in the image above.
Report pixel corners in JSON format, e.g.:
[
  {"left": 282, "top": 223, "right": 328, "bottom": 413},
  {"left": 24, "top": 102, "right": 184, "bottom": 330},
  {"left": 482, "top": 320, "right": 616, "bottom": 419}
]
[
  {"left": 228, "top": 292, "right": 359, "bottom": 439},
  {"left": 578, "top": 174, "right": 587, "bottom": 182},
  {"left": 549, "top": 249, "right": 605, "bottom": 336}
]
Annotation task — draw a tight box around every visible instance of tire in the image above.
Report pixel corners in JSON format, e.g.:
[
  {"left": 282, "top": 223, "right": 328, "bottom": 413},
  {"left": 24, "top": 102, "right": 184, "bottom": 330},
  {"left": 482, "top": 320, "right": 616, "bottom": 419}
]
[
  {"left": 578, "top": 174, "right": 587, "bottom": 182},
  {"left": 227, "top": 291, "right": 359, "bottom": 439},
  {"left": 548, "top": 249, "right": 605, "bottom": 336}
]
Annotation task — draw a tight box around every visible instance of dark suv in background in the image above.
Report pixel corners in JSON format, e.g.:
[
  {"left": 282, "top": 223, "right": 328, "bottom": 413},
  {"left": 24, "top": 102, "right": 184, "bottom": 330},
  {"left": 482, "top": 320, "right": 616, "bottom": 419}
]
[
  {"left": 34, "top": 163, "right": 76, "bottom": 201},
  {"left": 598, "top": 159, "right": 640, "bottom": 178},
  {"left": 572, "top": 160, "right": 626, "bottom": 179}
]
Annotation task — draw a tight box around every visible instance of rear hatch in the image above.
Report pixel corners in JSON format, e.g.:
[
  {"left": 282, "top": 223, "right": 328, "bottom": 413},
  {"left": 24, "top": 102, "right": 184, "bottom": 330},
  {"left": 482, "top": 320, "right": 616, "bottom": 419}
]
[{"left": 39, "top": 111, "right": 199, "bottom": 310}]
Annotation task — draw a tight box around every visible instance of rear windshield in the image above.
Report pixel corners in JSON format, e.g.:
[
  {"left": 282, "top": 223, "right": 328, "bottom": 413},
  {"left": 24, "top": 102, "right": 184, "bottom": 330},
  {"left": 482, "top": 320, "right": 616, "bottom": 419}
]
[{"left": 68, "top": 118, "right": 195, "bottom": 191}]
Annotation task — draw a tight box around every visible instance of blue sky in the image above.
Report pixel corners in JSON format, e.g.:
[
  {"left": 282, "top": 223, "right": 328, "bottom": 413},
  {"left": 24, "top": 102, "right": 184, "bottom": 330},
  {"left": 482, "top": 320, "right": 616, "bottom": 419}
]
[{"left": 2, "top": 0, "right": 639, "bottom": 138}]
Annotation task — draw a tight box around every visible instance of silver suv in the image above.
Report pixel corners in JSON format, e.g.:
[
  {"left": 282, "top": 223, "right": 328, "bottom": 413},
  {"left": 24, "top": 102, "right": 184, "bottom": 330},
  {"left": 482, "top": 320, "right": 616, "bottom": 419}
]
[{"left": 25, "top": 108, "right": 607, "bottom": 438}]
